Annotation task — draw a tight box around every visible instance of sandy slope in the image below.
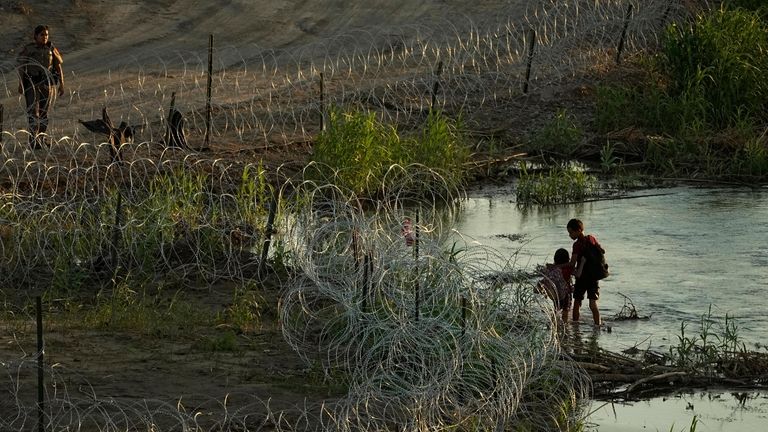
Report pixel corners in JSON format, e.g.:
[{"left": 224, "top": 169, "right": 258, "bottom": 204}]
[
  {"left": 2, "top": 0, "right": 528, "bottom": 71},
  {"left": 1, "top": 0, "right": 532, "bottom": 155}
]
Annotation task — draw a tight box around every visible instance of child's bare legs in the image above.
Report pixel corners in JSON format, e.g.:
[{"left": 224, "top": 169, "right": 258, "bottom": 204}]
[
  {"left": 589, "top": 299, "right": 601, "bottom": 326},
  {"left": 572, "top": 300, "right": 581, "bottom": 321},
  {"left": 561, "top": 307, "right": 569, "bottom": 322}
]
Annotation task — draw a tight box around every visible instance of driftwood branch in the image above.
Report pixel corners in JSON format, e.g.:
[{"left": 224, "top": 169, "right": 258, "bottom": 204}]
[{"left": 625, "top": 371, "right": 688, "bottom": 394}]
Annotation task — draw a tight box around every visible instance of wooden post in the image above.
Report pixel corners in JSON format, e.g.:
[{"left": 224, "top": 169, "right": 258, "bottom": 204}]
[
  {"left": 319, "top": 72, "right": 325, "bottom": 132},
  {"left": 430, "top": 61, "right": 444, "bottom": 111},
  {"left": 259, "top": 192, "right": 278, "bottom": 277},
  {"left": 616, "top": 4, "right": 634, "bottom": 65},
  {"left": 110, "top": 191, "right": 122, "bottom": 270},
  {"left": 36, "top": 296, "right": 45, "bottom": 432},
  {"left": 204, "top": 34, "right": 214, "bottom": 148},
  {"left": 461, "top": 296, "right": 467, "bottom": 336},
  {"left": 362, "top": 254, "right": 370, "bottom": 313},
  {"left": 414, "top": 209, "right": 420, "bottom": 322},
  {"left": 523, "top": 29, "right": 536, "bottom": 94},
  {"left": 0, "top": 104, "right": 4, "bottom": 144}
]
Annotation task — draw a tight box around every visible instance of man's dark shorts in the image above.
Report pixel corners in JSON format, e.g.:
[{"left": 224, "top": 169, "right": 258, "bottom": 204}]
[{"left": 574, "top": 278, "right": 599, "bottom": 301}]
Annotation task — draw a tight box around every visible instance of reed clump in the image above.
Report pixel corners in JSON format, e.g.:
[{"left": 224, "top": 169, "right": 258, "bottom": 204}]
[
  {"left": 515, "top": 163, "right": 599, "bottom": 205},
  {"left": 310, "top": 108, "right": 470, "bottom": 197},
  {"left": 595, "top": 6, "right": 768, "bottom": 181}
]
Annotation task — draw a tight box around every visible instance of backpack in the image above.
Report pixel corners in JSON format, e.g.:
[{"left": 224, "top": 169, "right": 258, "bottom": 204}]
[{"left": 580, "top": 235, "right": 609, "bottom": 280}]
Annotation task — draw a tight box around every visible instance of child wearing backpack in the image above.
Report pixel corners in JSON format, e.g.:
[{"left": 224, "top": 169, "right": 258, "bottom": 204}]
[
  {"left": 537, "top": 248, "right": 574, "bottom": 322},
  {"left": 566, "top": 218, "right": 608, "bottom": 326}
]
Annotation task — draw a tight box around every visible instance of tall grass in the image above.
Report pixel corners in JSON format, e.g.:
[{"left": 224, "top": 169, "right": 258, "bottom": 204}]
[
  {"left": 528, "top": 109, "right": 583, "bottom": 156},
  {"left": 660, "top": 7, "right": 768, "bottom": 129},
  {"left": 0, "top": 166, "right": 275, "bottom": 295},
  {"left": 82, "top": 275, "right": 211, "bottom": 337},
  {"left": 668, "top": 306, "right": 747, "bottom": 374},
  {"left": 311, "top": 109, "right": 400, "bottom": 196},
  {"left": 725, "top": 0, "right": 768, "bottom": 19},
  {"left": 515, "top": 164, "right": 598, "bottom": 205},
  {"left": 595, "top": 7, "right": 768, "bottom": 181},
  {"left": 310, "top": 108, "right": 469, "bottom": 196}
]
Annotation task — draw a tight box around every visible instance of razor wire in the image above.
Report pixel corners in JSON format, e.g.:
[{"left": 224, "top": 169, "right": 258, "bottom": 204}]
[
  {"left": 0, "top": 0, "right": 687, "bottom": 287},
  {"left": 278, "top": 183, "right": 591, "bottom": 431},
  {"left": 0, "top": 180, "right": 592, "bottom": 430},
  {"left": 0, "top": 1, "right": 687, "bottom": 430},
  {"left": 0, "top": 0, "right": 685, "bottom": 153},
  {"left": 0, "top": 355, "right": 327, "bottom": 431}
]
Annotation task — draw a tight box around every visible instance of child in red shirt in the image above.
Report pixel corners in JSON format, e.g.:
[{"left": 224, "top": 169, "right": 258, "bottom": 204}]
[
  {"left": 567, "top": 218, "right": 603, "bottom": 326},
  {"left": 537, "top": 248, "right": 574, "bottom": 322}
]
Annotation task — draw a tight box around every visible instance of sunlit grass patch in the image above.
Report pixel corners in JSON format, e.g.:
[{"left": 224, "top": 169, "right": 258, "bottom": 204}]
[
  {"left": 594, "top": 7, "right": 768, "bottom": 182},
  {"left": 81, "top": 281, "right": 213, "bottom": 337},
  {"left": 310, "top": 108, "right": 470, "bottom": 197},
  {"left": 515, "top": 164, "right": 599, "bottom": 205}
]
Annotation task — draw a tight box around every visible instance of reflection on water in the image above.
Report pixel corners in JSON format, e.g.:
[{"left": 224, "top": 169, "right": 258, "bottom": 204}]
[
  {"left": 589, "top": 390, "right": 768, "bottom": 431},
  {"left": 557, "top": 321, "right": 601, "bottom": 356},
  {"left": 457, "top": 186, "right": 768, "bottom": 354}
]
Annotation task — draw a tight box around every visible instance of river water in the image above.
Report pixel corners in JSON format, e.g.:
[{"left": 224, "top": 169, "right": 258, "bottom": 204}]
[
  {"left": 456, "top": 184, "right": 768, "bottom": 431},
  {"left": 458, "top": 185, "right": 768, "bottom": 354}
]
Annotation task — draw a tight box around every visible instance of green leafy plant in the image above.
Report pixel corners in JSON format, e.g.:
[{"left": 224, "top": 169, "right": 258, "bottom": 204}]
[
  {"left": 193, "top": 329, "right": 241, "bottom": 353},
  {"left": 668, "top": 306, "right": 747, "bottom": 373},
  {"left": 515, "top": 163, "right": 598, "bottom": 205},
  {"left": 406, "top": 110, "right": 470, "bottom": 185},
  {"left": 310, "top": 107, "right": 469, "bottom": 196},
  {"left": 218, "top": 281, "right": 264, "bottom": 333},
  {"left": 661, "top": 8, "right": 768, "bottom": 128},
  {"left": 311, "top": 108, "right": 401, "bottom": 195},
  {"left": 594, "top": 7, "right": 768, "bottom": 182},
  {"left": 528, "top": 109, "right": 583, "bottom": 156},
  {"left": 599, "top": 141, "right": 621, "bottom": 173}
]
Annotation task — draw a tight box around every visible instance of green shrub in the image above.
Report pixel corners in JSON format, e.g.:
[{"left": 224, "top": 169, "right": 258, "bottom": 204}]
[
  {"left": 312, "top": 109, "right": 401, "bottom": 195},
  {"left": 734, "top": 135, "right": 768, "bottom": 177},
  {"left": 528, "top": 109, "right": 583, "bottom": 155},
  {"left": 594, "top": 8, "right": 768, "bottom": 181},
  {"left": 408, "top": 110, "right": 470, "bottom": 175},
  {"left": 515, "top": 164, "right": 598, "bottom": 205},
  {"left": 311, "top": 108, "right": 469, "bottom": 195},
  {"left": 218, "top": 281, "right": 264, "bottom": 333},
  {"left": 660, "top": 8, "right": 768, "bottom": 128}
]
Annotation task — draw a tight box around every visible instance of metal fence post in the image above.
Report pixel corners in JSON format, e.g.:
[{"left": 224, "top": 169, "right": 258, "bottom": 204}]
[
  {"left": 523, "top": 29, "right": 536, "bottom": 94},
  {"left": 204, "top": 34, "right": 214, "bottom": 148},
  {"left": 617, "top": 4, "right": 634, "bottom": 65},
  {"left": 36, "top": 296, "right": 45, "bottom": 432}
]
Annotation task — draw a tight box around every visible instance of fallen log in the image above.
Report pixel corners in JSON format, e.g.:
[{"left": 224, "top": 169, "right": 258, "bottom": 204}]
[{"left": 625, "top": 371, "right": 688, "bottom": 394}]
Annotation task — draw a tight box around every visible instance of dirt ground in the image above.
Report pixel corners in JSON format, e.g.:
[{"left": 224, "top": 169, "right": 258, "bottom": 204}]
[{"left": 0, "top": 277, "right": 326, "bottom": 419}]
